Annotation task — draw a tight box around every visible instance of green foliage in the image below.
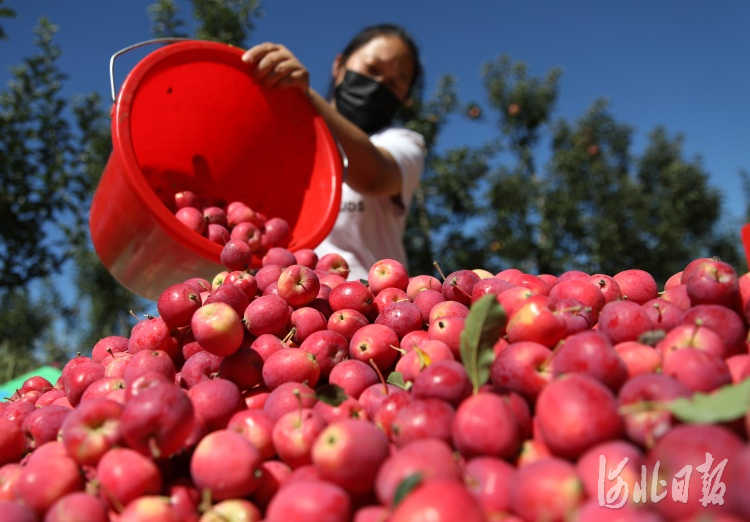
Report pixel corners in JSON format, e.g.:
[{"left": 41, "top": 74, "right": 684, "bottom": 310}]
[
  {"left": 0, "top": 18, "right": 137, "bottom": 376},
  {"left": 148, "top": 0, "right": 189, "bottom": 38},
  {"left": 73, "top": 250, "right": 144, "bottom": 351},
  {"left": 149, "top": 0, "right": 262, "bottom": 45},
  {"left": 407, "top": 55, "right": 563, "bottom": 276},
  {"left": 69, "top": 81, "right": 145, "bottom": 350},
  {"left": 535, "top": 101, "right": 740, "bottom": 282},
  {"left": 402, "top": 75, "right": 508, "bottom": 275},
  {"left": 0, "top": 0, "right": 15, "bottom": 41},
  {"left": 0, "top": 283, "right": 72, "bottom": 382},
  {"left": 191, "top": 0, "right": 262, "bottom": 46},
  {"left": 402, "top": 75, "right": 465, "bottom": 274},
  {"left": 631, "top": 127, "right": 728, "bottom": 277},
  {"left": 1, "top": 19, "right": 81, "bottom": 289},
  {"left": 399, "top": 75, "right": 459, "bottom": 150},
  {"left": 536, "top": 99, "right": 641, "bottom": 275},
  {"left": 407, "top": 54, "right": 741, "bottom": 284},
  {"left": 0, "top": 288, "right": 53, "bottom": 380},
  {"left": 482, "top": 55, "right": 562, "bottom": 158}
]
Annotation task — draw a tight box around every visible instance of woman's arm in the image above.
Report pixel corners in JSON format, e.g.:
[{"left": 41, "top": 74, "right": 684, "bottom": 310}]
[{"left": 241, "top": 43, "right": 403, "bottom": 198}]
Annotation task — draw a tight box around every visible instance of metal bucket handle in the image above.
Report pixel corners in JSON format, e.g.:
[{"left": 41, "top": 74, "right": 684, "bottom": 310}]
[{"left": 109, "top": 37, "right": 194, "bottom": 102}]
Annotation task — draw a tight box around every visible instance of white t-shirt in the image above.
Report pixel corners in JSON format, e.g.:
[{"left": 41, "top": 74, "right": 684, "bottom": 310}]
[{"left": 315, "top": 126, "right": 426, "bottom": 282}]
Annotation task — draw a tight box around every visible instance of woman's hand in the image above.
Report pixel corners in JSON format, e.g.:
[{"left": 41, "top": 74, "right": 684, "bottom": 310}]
[
  {"left": 241, "top": 43, "right": 310, "bottom": 94},
  {"left": 243, "top": 43, "right": 404, "bottom": 199}
]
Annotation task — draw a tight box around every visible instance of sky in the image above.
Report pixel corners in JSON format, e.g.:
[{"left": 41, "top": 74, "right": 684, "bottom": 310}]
[{"left": 2, "top": 1, "right": 749, "bottom": 228}]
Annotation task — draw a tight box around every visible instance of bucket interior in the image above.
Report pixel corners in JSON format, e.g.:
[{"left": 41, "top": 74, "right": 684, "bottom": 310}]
[{"left": 115, "top": 41, "right": 342, "bottom": 261}]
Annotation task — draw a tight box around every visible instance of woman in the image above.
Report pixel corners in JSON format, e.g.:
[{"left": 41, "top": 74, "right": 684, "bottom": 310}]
[{"left": 242, "top": 24, "right": 426, "bottom": 281}]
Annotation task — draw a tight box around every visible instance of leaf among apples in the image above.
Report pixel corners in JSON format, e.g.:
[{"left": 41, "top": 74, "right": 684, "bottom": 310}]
[
  {"left": 313, "top": 384, "right": 349, "bottom": 407},
  {"left": 386, "top": 371, "right": 412, "bottom": 391},
  {"left": 459, "top": 294, "right": 506, "bottom": 394},
  {"left": 393, "top": 472, "right": 423, "bottom": 507},
  {"left": 667, "top": 378, "right": 750, "bottom": 424}
]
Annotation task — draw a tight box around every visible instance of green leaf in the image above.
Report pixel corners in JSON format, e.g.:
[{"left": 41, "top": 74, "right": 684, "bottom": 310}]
[
  {"left": 314, "top": 384, "right": 349, "bottom": 406},
  {"left": 476, "top": 348, "right": 497, "bottom": 391},
  {"left": 667, "top": 379, "right": 750, "bottom": 424},
  {"left": 387, "top": 371, "right": 411, "bottom": 391},
  {"left": 638, "top": 329, "right": 666, "bottom": 347},
  {"left": 459, "top": 294, "right": 506, "bottom": 394},
  {"left": 393, "top": 473, "right": 423, "bottom": 507}
]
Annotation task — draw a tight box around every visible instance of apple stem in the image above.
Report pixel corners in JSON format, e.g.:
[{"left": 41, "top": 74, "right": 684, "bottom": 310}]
[
  {"left": 198, "top": 488, "right": 213, "bottom": 514},
  {"left": 369, "top": 358, "right": 389, "bottom": 395},
  {"left": 129, "top": 310, "right": 140, "bottom": 321},
  {"left": 450, "top": 279, "right": 473, "bottom": 300},
  {"left": 433, "top": 260, "right": 447, "bottom": 281},
  {"left": 282, "top": 328, "right": 297, "bottom": 345},
  {"left": 292, "top": 387, "right": 304, "bottom": 415},
  {"left": 99, "top": 482, "right": 126, "bottom": 514},
  {"left": 651, "top": 302, "right": 664, "bottom": 322},
  {"left": 538, "top": 339, "right": 565, "bottom": 372}
]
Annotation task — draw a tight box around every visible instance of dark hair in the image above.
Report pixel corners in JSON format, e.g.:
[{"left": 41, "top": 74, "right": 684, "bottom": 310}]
[{"left": 327, "top": 23, "right": 424, "bottom": 102}]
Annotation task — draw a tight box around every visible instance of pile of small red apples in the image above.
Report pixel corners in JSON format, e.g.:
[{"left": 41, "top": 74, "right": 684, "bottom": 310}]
[
  {"left": 171, "top": 189, "right": 291, "bottom": 261},
  {"left": 2, "top": 223, "right": 750, "bottom": 522}
]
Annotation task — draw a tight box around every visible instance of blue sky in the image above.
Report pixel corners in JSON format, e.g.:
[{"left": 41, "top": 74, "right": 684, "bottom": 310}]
[{"left": 3, "top": 0, "right": 749, "bottom": 225}]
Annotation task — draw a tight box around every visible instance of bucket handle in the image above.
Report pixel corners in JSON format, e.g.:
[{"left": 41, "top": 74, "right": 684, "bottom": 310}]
[{"left": 109, "top": 37, "right": 194, "bottom": 102}]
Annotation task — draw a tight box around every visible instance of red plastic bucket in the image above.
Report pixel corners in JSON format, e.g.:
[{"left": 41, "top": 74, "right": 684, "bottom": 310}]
[{"left": 90, "top": 40, "right": 343, "bottom": 300}]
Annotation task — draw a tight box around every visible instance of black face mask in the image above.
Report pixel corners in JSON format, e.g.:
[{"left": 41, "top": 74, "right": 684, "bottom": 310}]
[{"left": 334, "top": 70, "right": 402, "bottom": 135}]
